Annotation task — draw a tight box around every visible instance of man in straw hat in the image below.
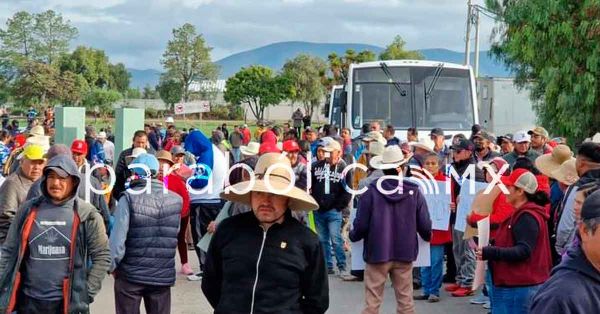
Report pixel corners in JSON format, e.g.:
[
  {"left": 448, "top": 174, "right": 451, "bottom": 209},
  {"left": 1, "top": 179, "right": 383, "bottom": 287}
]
[
  {"left": 201, "top": 153, "right": 329, "bottom": 313},
  {"left": 350, "top": 145, "right": 432, "bottom": 314},
  {"left": 555, "top": 142, "right": 600, "bottom": 256}
]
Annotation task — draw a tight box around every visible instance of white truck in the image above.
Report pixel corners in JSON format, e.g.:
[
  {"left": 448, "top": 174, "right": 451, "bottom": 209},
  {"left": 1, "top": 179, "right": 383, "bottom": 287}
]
[
  {"left": 331, "top": 60, "right": 479, "bottom": 140},
  {"left": 476, "top": 77, "right": 537, "bottom": 136}
]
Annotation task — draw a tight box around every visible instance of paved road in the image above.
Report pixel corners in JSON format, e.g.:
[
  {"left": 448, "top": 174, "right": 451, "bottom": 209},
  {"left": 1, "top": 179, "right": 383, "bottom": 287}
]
[{"left": 93, "top": 255, "right": 487, "bottom": 314}]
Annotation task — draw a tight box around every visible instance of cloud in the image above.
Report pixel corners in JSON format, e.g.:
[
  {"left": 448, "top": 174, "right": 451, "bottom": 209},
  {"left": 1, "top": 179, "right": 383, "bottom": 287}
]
[{"left": 0, "top": 0, "right": 495, "bottom": 69}]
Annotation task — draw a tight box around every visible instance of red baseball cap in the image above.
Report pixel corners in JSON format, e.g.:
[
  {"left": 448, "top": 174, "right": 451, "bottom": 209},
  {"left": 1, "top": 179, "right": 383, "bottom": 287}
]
[
  {"left": 282, "top": 140, "right": 300, "bottom": 153},
  {"left": 500, "top": 168, "right": 538, "bottom": 194},
  {"left": 71, "top": 139, "right": 88, "bottom": 155},
  {"left": 259, "top": 142, "right": 281, "bottom": 155},
  {"left": 13, "top": 134, "right": 26, "bottom": 148}
]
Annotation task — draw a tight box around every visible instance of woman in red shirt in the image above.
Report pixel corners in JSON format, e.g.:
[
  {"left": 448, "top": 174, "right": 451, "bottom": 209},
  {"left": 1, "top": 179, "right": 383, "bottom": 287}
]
[
  {"left": 414, "top": 153, "right": 453, "bottom": 302},
  {"left": 156, "top": 150, "right": 192, "bottom": 275}
]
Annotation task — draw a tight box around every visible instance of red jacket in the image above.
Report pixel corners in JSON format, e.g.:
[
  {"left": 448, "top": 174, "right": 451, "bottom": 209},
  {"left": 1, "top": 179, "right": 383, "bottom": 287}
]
[
  {"left": 163, "top": 173, "right": 190, "bottom": 217},
  {"left": 469, "top": 189, "right": 515, "bottom": 239},
  {"left": 490, "top": 202, "right": 552, "bottom": 287},
  {"left": 431, "top": 172, "right": 453, "bottom": 245},
  {"left": 242, "top": 128, "right": 251, "bottom": 145}
]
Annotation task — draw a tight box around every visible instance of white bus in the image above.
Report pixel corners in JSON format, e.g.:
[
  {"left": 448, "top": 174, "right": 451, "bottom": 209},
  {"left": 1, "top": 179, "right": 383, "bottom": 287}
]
[
  {"left": 334, "top": 60, "right": 479, "bottom": 140},
  {"left": 327, "top": 85, "right": 344, "bottom": 128}
]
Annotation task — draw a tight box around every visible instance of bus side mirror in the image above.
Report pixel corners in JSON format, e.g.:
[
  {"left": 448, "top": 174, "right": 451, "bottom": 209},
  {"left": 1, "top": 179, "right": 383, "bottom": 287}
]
[{"left": 340, "top": 91, "right": 348, "bottom": 113}]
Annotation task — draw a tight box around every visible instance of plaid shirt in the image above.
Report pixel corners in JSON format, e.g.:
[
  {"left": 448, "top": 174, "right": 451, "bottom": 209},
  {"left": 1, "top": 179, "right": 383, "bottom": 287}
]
[{"left": 0, "top": 142, "right": 10, "bottom": 170}]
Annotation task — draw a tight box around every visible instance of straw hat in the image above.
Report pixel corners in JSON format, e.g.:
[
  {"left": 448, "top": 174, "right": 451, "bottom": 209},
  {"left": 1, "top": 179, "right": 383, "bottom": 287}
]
[
  {"left": 362, "top": 131, "right": 386, "bottom": 145},
  {"left": 535, "top": 145, "right": 574, "bottom": 178},
  {"left": 28, "top": 125, "right": 45, "bottom": 137},
  {"left": 240, "top": 142, "right": 260, "bottom": 156},
  {"left": 156, "top": 150, "right": 174, "bottom": 165},
  {"left": 551, "top": 159, "right": 579, "bottom": 186},
  {"left": 408, "top": 137, "right": 436, "bottom": 154},
  {"left": 25, "top": 135, "right": 50, "bottom": 152},
  {"left": 370, "top": 145, "right": 410, "bottom": 170},
  {"left": 367, "top": 141, "right": 385, "bottom": 156},
  {"left": 220, "top": 153, "right": 318, "bottom": 211}
]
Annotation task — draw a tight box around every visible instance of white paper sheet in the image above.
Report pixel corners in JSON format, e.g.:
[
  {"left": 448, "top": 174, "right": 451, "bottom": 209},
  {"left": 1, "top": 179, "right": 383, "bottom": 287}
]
[
  {"left": 407, "top": 178, "right": 452, "bottom": 231},
  {"left": 414, "top": 235, "right": 431, "bottom": 267},
  {"left": 472, "top": 217, "right": 490, "bottom": 290},
  {"left": 197, "top": 202, "right": 231, "bottom": 252},
  {"left": 350, "top": 208, "right": 365, "bottom": 271},
  {"left": 455, "top": 182, "right": 489, "bottom": 232}
]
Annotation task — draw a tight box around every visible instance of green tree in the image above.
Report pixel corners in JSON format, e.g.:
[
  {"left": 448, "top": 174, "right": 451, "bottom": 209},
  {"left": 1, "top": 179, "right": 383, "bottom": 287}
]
[
  {"left": 161, "top": 23, "right": 219, "bottom": 102},
  {"left": 32, "top": 10, "right": 78, "bottom": 64},
  {"left": 58, "top": 46, "right": 111, "bottom": 88},
  {"left": 82, "top": 87, "right": 122, "bottom": 116},
  {"left": 486, "top": 0, "right": 600, "bottom": 142},
  {"left": 108, "top": 63, "right": 131, "bottom": 93},
  {"left": 325, "top": 49, "right": 376, "bottom": 87},
  {"left": 126, "top": 88, "right": 142, "bottom": 99},
  {"left": 224, "top": 66, "right": 288, "bottom": 121},
  {"left": 157, "top": 79, "right": 183, "bottom": 112},
  {"left": 142, "top": 84, "right": 159, "bottom": 99},
  {"left": 379, "top": 35, "right": 423, "bottom": 60},
  {"left": 282, "top": 54, "right": 327, "bottom": 118},
  {"left": 0, "top": 10, "right": 76, "bottom": 65}
]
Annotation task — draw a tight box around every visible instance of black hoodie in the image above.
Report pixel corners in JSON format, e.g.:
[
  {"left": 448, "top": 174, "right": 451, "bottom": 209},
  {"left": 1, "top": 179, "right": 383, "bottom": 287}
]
[{"left": 530, "top": 243, "right": 600, "bottom": 314}]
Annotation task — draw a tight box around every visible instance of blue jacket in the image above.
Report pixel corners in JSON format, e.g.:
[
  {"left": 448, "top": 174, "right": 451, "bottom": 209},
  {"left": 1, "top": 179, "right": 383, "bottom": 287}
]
[
  {"left": 350, "top": 178, "right": 432, "bottom": 263},
  {"left": 110, "top": 180, "right": 182, "bottom": 286}
]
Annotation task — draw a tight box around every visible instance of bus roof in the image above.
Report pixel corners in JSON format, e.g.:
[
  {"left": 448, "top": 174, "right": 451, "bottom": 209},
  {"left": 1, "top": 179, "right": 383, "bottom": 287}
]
[{"left": 350, "top": 60, "right": 471, "bottom": 71}]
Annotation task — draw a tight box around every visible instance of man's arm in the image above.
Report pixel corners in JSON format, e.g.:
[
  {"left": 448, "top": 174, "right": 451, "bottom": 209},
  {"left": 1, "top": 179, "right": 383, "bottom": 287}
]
[
  {"left": 109, "top": 197, "right": 129, "bottom": 272},
  {"left": 415, "top": 190, "right": 433, "bottom": 242},
  {"left": 84, "top": 210, "right": 111, "bottom": 300},
  {"left": 0, "top": 182, "right": 20, "bottom": 243},
  {"left": 349, "top": 190, "right": 372, "bottom": 242},
  {"left": 300, "top": 238, "right": 329, "bottom": 314},
  {"left": 201, "top": 222, "right": 225, "bottom": 308}
]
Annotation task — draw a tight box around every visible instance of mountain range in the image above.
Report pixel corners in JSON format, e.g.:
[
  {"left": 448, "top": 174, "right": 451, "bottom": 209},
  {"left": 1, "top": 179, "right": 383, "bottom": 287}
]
[{"left": 129, "top": 41, "right": 511, "bottom": 89}]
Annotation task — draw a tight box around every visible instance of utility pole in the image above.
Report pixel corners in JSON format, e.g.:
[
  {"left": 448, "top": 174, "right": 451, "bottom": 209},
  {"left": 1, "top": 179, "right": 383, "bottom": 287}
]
[
  {"left": 464, "top": 0, "right": 472, "bottom": 65},
  {"left": 474, "top": 8, "right": 481, "bottom": 77}
]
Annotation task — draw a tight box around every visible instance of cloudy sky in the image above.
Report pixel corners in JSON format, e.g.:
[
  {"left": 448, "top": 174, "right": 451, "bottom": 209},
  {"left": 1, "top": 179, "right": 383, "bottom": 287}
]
[{"left": 1, "top": 0, "right": 495, "bottom": 70}]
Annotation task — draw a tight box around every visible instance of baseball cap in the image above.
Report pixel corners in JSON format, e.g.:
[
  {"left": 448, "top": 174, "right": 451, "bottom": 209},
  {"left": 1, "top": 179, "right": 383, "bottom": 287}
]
[
  {"left": 501, "top": 168, "right": 538, "bottom": 194},
  {"left": 127, "top": 147, "right": 147, "bottom": 160},
  {"left": 97, "top": 131, "right": 107, "bottom": 139},
  {"left": 45, "top": 166, "right": 69, "bottom": 178},
  {"left": 528, "top": 127, "right": 549, "bottom": 138},
  {"left": 497, "top": 134, "right": 513, "bottom": 145},
  {"left": 451, "top": 138, "right": 475, "bottom": 152},
  {"left": 170, "top": 145, "right": 186, "bottom": 156},
  {"left": 282, "top": 140, "right": 300, "bottom": 153},
  {"left": 131, "top": 153, "right": 159, "bottom": 176},
  {"left": 429, "top": 128, "right": 444, "bottom": 137},
  {"left": 513, "top": 130, "right": 531, "bottom": 143},
  {"left": 305, "top": 126, "right": 315, "bottom": 133},
  {"left": 71, "top": 139, "right": 88, "bottom": 155},
  {"left": 23, "top": 144, "right": 45, "bottom": 161},
  {"left": 473, "top": 131, "right": 495, "bottom": 142},
  {"left": 320, "top": 137, "right": 342, "bottom": 152},
  {"left": 259, "top": 142, "right": 281, "bottom": 155},
  {"left": 581, "top": 189, "right": 600, "bottom": 220}
]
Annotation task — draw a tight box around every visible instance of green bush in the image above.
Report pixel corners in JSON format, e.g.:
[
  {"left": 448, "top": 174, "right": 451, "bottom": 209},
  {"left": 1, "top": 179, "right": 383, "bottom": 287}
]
[
  {"left": 206, "top": 105, "right": 230, "bottom": 120},
  {"left": 145, "top": 108, "right": 158, "bottom": 119}
]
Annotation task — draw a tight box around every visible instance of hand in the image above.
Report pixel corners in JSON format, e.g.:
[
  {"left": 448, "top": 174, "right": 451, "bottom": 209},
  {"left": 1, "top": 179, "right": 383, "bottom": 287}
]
[
  {"left": 207, "top": 221, "right": 217, "bottom": 234},
  {"left": 450, "top": 202, "right": 457, "bottom": 212},
  {"left": 475, "top": 248, "right": 484, "bottom": 261}
]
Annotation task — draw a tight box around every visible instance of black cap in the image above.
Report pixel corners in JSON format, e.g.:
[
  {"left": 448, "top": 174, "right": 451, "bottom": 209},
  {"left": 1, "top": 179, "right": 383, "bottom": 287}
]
[
  {"left": 582, "top": 189, "right": 600, "bottom": 220},
  {"left": 473, "top": 131, "right": 495, "bottom": 142},
  {"left": 429, "top": 128, "right": 444, "bottom": 137},
  {"left": 578, "top": 142, "right": 600, "bottom": 163},
  {"left": 497, "top": 134, "right": 513, "bottom": 145},
  {"left": 471, "top": 124, "right": 482, "bottom": 134},
  {"left": 451, "top": 138, "right": 475, "bottom": 152}
]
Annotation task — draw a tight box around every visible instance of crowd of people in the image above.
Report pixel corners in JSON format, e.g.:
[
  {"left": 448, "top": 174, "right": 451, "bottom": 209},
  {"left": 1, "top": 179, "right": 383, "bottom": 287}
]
[{"left": 0, "top": 107, "right": 598, "bottom": 314}]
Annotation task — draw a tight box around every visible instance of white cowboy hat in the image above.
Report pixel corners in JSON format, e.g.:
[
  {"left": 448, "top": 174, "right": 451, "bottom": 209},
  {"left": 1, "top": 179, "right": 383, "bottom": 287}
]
[
  {"left": 583, "top": 132, "right": 600, "bottom": 144},
  {"left": 535, "top": 145, "right": 574, "bottom": 178},
  {"left": 28, "top": 125, "right": 45, "bottom": 137},
  {"left": 551, "top": 159, "right": 579, "bottom": 186},
  {"left": 409, "top": 137, "right": 436, "bottom": 154},
  {"left": 165, "top": 116, "right": 175, "bottom": 124},
  {"left": 240, "top": 142, "right": 260, "bottom": 156},
  {"left": 220, "top": 153, "right": 319, "bottom": 211},
  {"left": 362, "top": 131, "right": 386, "bottom": 145},
  {"left": 367, "top": 141, "right": 385, "bottom": 157},
  {"left": 25, "top": 135, "right": 50, "bottom": 153},
  {"left": 370, "top": 145, "right": 409, "bottom": 170}
]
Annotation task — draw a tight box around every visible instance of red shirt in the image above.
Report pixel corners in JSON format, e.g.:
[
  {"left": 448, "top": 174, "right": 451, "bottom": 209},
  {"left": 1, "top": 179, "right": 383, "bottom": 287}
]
[
  {"left": 162, "top": 173, "right": 190, "bottom": 217},
  {"left": 242, "top": 128, "right": 251, "bottom": 145}
]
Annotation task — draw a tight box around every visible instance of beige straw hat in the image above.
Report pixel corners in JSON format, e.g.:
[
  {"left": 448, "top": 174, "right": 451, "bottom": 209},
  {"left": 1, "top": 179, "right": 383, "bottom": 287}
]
[
  {"left": 369, "top": 145, "right": 410, "bottom": 170},
  {"left": 408, "top": 137, "right": 436, "bottom": 154},
  {"left": 550, "top": 159, "right": 579, "bottom": 186},
  {"left": 240, "top": 142, "right": 260, "bottom": 156},
  {"left": 535, "top": 145, "right": 574, "bottom": 178},
  {"left": 220, "top": 153, "right": 318, "bottom": 211}
]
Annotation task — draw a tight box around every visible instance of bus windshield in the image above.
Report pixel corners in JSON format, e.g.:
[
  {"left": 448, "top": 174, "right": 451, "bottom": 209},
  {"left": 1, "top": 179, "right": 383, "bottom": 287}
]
[{"left": 351, "top": 66, "right": 474, "bottom": 130}]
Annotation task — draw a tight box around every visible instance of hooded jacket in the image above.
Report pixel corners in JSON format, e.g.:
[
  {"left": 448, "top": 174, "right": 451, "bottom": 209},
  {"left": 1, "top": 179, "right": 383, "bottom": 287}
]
[
  {"left": 350, "top": 178, "right": 432, "bottom": 263},
  {"left": 529, "top": 243, "right": 600, "bottom": 314},
  {"left": 0, "top": 155, "right": 110, "bottom": 313},
  {"left": 185, "top": 130, "right": 227, "bottom": 202}
]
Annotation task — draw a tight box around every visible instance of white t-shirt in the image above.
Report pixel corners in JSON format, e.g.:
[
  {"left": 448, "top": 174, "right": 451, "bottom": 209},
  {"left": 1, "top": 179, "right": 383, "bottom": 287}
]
[
  {"left": 189, "top": 144, "right": 228, "bottom": 203},
  {"left": 103, "top": 140, "right": 115, "bottom": 163}
]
